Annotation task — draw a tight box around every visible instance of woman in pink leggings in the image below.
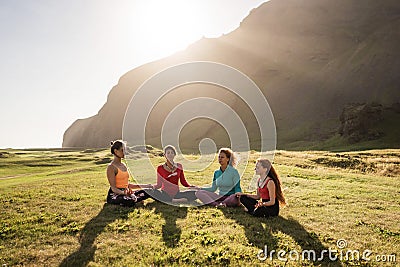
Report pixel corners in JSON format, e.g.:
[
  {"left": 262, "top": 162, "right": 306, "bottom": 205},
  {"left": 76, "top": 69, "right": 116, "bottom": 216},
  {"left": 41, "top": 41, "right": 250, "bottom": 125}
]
[{"left": 195, "top": 148, "right": 242, "bottom": 207}]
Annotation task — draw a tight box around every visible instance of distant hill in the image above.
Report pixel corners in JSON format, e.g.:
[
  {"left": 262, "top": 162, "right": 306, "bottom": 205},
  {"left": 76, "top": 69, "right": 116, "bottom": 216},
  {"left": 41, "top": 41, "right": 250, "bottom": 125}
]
[{"left": 63, "top": 0, "right": 400, "bottom": 150}]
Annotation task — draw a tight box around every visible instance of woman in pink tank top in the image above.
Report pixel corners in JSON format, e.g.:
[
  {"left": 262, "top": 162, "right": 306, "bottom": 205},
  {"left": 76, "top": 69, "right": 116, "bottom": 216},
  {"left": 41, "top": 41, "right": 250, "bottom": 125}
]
[{"left": 236, "top": 159, "right": 286, "bottom": 217}]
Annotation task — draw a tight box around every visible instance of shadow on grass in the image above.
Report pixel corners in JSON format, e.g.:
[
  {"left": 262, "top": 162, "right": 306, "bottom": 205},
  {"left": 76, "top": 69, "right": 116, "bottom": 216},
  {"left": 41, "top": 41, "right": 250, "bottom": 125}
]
[
  {"left": 59, "top": 203, "right": 132, "bottom": 267},
  {"left": 145, "top": 201, "right": 188, "bottom": 248},
  {"left": 222, "top": 208, "right": 342, "bottom": 266}
]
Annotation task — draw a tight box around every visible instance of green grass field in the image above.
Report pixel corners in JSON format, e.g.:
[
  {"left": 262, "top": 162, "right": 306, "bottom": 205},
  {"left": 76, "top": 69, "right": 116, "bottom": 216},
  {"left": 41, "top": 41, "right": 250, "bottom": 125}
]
[{"left": 0, "top": 148, "right": 399, "bottom": 266}]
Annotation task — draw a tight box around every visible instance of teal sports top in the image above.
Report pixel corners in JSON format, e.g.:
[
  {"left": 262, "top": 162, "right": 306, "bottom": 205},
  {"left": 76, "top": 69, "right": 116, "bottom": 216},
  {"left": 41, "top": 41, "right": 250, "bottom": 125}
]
[{"left": 202, "top": 165, "right": 242, "bottom": 196}]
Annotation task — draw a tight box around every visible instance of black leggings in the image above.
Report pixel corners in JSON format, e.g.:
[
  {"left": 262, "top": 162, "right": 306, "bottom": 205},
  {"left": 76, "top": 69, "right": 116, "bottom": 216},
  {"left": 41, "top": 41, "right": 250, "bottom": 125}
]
[
  {"left": 239, "top": 195, "right": 279, "bottom": 217},
  {"left": 106, "top": 188, "right": 152, "bottom": 207},
  {"left": 150, "top": 189, "right": 197, "bottom": 203}
]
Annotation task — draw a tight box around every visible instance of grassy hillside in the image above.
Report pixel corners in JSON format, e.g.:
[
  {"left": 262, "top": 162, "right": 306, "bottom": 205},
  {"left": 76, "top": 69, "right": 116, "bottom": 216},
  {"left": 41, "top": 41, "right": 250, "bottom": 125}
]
[
  {"left": 0, "top": 148, "right": 399, "bottom": 266},
  {"left": 278, "top": 108, "right": 400, "bottom": 151}
]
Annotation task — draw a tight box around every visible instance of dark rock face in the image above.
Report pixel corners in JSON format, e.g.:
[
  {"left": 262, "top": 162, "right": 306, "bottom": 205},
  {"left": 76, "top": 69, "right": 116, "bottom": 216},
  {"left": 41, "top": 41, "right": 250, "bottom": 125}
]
[
  {"left": 339, "top": 103, "right": 383, "bottom": 143},
  {"left": 391, "top": 102, "right": 400, "bottom": 113}
]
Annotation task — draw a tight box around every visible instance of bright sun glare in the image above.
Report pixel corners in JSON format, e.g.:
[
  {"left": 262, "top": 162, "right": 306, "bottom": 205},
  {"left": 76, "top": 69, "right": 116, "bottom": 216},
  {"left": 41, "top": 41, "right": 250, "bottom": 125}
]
[{"left": 131, "top": 1, "right": 209, "bottom": 59}]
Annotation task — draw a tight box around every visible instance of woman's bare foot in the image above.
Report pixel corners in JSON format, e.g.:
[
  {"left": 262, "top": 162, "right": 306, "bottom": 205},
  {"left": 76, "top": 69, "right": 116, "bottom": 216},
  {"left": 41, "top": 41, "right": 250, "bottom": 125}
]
[{"left": 217, "top": 203, "right": 227, "bottom": 208}]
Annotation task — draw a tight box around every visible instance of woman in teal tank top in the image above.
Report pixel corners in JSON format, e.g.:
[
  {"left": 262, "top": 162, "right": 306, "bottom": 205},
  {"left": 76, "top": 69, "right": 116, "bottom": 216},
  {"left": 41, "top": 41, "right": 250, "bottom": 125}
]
[{"left": 195, "top": 148, "right": 242, "bottom": 207}]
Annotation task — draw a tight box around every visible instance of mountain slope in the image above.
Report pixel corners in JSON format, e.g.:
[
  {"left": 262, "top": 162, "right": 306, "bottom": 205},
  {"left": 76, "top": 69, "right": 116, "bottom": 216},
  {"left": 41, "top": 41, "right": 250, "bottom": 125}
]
[{"left": 63, "top": 0, "right": 400, "bottom": 149}]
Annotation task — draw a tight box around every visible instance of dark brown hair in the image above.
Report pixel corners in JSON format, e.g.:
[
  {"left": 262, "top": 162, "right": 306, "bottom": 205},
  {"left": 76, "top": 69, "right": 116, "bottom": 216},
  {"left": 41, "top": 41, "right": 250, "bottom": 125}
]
[
  {"left": 110, "top": 140, "right": 124, "bottom": 155},
  {"left": 258, "top": 159, "right": 286, "bottom": 205},
  {"left": 219, "top": 148, "right": 237, "bottom": 167},
  {"left": 163, "top": 145, "right": 177, "bottom": 155}
]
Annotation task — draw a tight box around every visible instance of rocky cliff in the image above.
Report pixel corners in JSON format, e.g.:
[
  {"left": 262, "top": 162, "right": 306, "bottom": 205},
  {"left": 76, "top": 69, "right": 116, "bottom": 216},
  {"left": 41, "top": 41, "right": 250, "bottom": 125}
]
[{"left": 63, "top": 0, "right": 400, "bottom": 149}]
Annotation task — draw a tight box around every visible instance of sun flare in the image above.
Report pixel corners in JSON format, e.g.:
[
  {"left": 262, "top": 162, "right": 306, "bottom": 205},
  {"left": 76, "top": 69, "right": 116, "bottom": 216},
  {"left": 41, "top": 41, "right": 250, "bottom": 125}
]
[{"left": 131, "top": 1, "right": 204, "bottom": 58}]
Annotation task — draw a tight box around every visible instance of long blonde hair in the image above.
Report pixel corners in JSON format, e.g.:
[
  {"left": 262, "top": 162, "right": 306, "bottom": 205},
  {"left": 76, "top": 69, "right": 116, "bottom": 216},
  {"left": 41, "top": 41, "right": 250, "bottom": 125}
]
[{"left": 257, "top": 159, "right": 286, "bottom": 205}]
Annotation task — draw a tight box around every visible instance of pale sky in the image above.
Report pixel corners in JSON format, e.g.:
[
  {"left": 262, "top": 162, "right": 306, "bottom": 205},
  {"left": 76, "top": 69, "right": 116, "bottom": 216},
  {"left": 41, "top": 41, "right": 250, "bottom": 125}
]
[{"left": 0, "top": 0, "right": 267, "bottom": 148}]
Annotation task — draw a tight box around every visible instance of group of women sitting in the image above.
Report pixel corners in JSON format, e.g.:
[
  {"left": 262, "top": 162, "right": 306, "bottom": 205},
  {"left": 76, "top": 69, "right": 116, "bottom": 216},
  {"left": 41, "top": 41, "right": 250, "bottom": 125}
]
[{"left": 106, "top": 140, "right": 286, "bottom": 218}]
